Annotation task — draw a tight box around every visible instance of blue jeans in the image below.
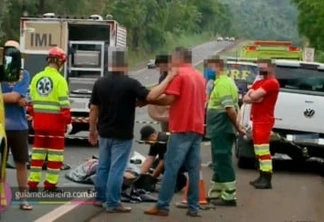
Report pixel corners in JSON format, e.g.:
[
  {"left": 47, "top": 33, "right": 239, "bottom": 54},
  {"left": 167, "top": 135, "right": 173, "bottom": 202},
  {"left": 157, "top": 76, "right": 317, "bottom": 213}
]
[
  {"left": 156, "top": 133, "right": 202, "bottom": 213},
  {"left": 95, "top": 137, "right": 132, "bottom": 210}
]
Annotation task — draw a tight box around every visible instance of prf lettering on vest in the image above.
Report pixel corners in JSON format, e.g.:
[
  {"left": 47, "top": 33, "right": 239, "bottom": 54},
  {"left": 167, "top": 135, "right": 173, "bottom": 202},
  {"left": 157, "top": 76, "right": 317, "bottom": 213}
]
[
  {"left": 30, "top": 33, "right": 57, "bottom": 47},
  {"left": 227, "top": 69, "right": 250, "bottom": 80}
]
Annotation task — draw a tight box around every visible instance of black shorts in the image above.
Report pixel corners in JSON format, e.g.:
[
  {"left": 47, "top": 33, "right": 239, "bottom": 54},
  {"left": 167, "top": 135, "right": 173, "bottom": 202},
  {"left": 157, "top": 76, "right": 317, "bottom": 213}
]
[{"left": 5, "top": 130, "right": 29, "bottom": 164}]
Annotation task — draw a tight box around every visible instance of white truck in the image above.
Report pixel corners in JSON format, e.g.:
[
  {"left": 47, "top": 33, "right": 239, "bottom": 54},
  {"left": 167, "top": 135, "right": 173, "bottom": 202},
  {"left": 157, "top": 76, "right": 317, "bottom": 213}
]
[
  {"left": 237, "top": 59, "right": 324, "bottom": 174},
  {"left": 20, "top": 13, "right": 127, "bottom": 139}
]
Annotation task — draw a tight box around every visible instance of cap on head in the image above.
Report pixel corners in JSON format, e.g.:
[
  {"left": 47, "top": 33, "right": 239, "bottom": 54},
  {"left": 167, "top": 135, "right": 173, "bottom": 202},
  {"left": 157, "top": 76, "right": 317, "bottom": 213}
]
[
  {"left": 140, "top": 125, "right": 156, "bottom": 141},
  {"left": 4, "top": 40, "right": 20, "bottom": 50}
]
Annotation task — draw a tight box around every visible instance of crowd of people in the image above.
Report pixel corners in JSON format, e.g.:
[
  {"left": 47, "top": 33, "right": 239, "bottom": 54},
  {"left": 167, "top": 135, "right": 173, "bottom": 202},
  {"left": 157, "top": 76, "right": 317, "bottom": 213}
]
[{"left": 1, "top": 40, "right": 279, "bottom": 217}]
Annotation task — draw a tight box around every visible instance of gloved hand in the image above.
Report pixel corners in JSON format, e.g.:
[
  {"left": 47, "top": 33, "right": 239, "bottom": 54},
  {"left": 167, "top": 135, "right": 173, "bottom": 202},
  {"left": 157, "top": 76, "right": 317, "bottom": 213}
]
[{"left": 65, "top": 124, "right": 73, "bottom": 136}]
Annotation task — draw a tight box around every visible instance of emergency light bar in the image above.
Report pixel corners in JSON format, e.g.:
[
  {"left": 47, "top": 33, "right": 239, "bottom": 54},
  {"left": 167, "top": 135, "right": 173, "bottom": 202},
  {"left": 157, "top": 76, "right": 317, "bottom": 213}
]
[
  {"left": 288, "top": 46, "right": 301, "bottom": 52},
  {"left": 253, "top": 41, "right": 293, "bottom": 47},
  {"left": 245, "top": 46, "right": 257, "bottom": 51}
]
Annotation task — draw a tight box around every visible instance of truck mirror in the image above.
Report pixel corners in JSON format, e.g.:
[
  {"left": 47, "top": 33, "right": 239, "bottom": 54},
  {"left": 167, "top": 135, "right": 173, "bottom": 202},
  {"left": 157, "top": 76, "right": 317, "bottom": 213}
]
[{"left": 0, "top": 46, "right": 22, "bottom": 82}]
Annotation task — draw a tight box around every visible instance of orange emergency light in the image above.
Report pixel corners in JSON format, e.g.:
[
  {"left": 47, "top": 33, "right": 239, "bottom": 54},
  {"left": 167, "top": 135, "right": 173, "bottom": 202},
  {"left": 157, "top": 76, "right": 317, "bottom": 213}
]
[
  {"left": 288, "top": 46, "right": 300, "bottom": 52},
  {"left": 245, "top": 46, "right": 257, "bottom": 51}
]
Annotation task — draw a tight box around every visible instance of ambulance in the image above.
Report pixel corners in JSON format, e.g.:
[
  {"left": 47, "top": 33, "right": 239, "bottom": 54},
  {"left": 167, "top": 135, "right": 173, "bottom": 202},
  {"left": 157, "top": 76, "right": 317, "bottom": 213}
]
[
  {"left": 240, "top": 41, "right": 303, "bottom": 60},
  {"left": 19, "top": 13, "right": 127, "bottom": 140}
]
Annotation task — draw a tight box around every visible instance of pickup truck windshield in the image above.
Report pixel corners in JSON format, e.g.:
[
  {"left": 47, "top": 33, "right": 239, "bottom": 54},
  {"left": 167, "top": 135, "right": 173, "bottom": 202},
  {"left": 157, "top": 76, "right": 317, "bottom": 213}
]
[{"left": 275, "top": 67, "right": 324, "bottom": 93}]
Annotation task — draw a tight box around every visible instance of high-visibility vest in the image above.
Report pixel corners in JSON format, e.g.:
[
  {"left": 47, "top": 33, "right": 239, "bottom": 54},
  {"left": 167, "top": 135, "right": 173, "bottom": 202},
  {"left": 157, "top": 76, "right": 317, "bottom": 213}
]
[{"left": 30, "top": 66, "right": 70, "bottom": 115}]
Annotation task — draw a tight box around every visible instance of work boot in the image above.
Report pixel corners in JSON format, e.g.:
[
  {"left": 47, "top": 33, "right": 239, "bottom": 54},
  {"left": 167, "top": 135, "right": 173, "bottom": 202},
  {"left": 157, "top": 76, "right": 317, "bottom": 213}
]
[
  {"left": 206, "top": 182, "right": 222, "bottom": 202},
  {"left": 249, "top": 171, "right": 262, "bottom": 186},
  {"left": 210, "top": 198, "right": 237, "bottom": 207},
  {"left": 253, "top": 171, "right": 272, "bottom": 189}
]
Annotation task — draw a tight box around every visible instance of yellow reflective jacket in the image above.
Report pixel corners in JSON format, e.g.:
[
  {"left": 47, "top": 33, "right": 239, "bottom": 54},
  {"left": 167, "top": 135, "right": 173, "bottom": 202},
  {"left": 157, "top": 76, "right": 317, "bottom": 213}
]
[{"left": 29, "top": 66, "right": 71, "bottom": 131}]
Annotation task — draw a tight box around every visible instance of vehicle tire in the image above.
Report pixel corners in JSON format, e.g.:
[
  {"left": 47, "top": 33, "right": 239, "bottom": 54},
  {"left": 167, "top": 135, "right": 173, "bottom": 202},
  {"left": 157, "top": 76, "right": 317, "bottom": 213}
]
[
  {"left": 320, "top": 162, "right": 324, "bottom": 177},
  {"left": 237, "top": 156, "right": 255, "bottom": 169}
]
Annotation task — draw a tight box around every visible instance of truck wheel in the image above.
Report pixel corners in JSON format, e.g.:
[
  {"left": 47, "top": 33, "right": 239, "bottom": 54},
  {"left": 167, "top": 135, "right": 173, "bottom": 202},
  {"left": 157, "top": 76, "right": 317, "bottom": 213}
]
[{"left": 237, "top": 156, "right": 255, "bottom": 169}]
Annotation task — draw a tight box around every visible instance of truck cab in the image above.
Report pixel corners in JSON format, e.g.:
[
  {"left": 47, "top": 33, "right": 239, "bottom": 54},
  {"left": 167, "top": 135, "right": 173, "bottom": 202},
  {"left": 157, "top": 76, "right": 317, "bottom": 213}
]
[
  {"left": 237, "top": 59, "right": 324, "bottom": 169},
  {"left": 20, "top": 13, "right": 127, "bottom": 139}
]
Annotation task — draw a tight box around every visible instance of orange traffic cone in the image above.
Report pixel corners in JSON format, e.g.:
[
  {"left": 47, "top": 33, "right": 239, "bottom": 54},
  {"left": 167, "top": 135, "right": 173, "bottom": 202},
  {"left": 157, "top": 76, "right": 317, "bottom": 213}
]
[{"left": 175, "top": 164, "right": 208, "bottom": 208}]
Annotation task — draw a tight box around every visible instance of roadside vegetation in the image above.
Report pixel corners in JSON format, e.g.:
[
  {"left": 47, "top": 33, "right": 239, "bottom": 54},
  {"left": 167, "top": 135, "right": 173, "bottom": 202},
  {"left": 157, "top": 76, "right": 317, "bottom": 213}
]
[{"left": 0, "top": 0, "right": 235, "bottom": 67}]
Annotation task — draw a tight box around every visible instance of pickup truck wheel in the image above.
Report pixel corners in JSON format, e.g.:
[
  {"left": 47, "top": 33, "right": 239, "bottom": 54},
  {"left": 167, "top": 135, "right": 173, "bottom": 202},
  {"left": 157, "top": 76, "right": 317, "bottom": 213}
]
[{"left": 237, "top": 156, "right": 255, "bottom": 169}]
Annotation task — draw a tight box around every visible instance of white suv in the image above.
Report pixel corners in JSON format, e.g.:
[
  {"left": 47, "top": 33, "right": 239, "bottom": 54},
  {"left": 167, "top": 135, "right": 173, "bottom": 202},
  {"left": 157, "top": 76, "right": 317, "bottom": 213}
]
[{"left": 236, "top": 60, "right": 324, "bottom": 172}]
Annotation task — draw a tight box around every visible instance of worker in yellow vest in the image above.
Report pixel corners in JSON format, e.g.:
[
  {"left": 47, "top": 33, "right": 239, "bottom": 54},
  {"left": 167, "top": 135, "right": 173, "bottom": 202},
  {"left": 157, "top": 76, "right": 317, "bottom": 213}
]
[{"left": 27, "top": 46, "right": 72, "bottom": 192}]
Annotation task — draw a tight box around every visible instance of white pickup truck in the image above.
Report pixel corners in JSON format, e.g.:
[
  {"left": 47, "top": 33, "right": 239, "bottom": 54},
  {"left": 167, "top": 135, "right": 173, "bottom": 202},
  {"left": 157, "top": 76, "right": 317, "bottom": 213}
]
[{"left": 236, "top": 59, "right": 324, "bottom": 174}]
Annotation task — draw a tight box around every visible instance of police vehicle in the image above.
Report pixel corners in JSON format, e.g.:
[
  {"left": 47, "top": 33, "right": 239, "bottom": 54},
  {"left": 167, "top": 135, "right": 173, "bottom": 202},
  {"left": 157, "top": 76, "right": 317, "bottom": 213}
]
[
  {"left": 237, "top": 60, "right": 324, "bottom": 173},
  {"left": 20, "top": 13, "right": 127, "bottom": 140}
]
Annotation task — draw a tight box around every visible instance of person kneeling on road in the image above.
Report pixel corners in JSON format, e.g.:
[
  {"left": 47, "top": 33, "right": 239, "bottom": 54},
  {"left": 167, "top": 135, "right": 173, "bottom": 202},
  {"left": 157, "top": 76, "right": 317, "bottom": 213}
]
[{"left": 137, "top": 125, "right": 187, "bottom": 193}]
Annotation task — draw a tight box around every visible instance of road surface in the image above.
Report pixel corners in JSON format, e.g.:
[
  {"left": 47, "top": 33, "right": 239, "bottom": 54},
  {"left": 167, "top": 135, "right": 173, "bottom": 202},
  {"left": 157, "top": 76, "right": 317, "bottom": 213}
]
[{"left": 1, "top": 40, "right": 233, "bottom": 221}]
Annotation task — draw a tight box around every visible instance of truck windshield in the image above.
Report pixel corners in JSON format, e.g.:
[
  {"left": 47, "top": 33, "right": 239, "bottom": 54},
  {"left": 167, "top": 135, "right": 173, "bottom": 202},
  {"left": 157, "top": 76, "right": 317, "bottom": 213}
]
[{"left": 275, "top": 67, "right": 324, "bottom": 93}]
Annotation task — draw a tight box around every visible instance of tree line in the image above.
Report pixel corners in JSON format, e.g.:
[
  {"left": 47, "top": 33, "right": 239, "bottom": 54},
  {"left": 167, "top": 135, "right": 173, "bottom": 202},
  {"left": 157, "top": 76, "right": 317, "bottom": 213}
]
[
  {"left": 292, "top": 0, "right": 324, "bottom": 50},
  {"left": 0, "top": 0, "right": 235, "bottom": 53}
]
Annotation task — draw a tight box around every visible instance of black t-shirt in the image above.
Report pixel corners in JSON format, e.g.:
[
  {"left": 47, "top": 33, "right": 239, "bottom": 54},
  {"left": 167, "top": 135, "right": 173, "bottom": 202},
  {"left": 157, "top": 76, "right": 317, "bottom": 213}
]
[
  {"left": 148, "top": 132, "right": 169, "bottom": 160},
  {"left": 90, "top": 72, "right": 149, "bottom": 140}
]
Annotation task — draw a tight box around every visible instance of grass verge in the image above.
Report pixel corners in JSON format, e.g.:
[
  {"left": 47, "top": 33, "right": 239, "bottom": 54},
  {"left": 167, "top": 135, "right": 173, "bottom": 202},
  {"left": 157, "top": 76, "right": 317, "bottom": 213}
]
[{"left": 128, "top": 32, "right": 215, "bottom": 69}]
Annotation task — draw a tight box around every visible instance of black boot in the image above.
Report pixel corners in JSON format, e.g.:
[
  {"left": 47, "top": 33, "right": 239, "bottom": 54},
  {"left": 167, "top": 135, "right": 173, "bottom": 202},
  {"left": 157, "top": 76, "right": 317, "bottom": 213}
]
[
  {"left": 253, "top": 171, "right": 272, "bottom": 189},
  {"left": 249, "top": 171, "right": 262, "bottom": 186}
]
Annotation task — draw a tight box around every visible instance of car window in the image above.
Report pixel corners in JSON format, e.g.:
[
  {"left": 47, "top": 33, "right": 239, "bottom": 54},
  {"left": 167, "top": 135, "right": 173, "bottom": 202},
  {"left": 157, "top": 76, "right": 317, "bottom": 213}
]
[{"left": 275, "top": 66, "right": 324, "bottom": 92}]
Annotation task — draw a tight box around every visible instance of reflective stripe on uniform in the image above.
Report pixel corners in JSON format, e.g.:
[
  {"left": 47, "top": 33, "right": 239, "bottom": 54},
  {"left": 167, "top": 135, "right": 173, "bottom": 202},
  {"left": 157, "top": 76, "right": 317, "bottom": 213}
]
[
  {"left": 219, "top": 181, "right": 237, "bottom": 201},
  {"left": 45, "top": 168, "right": 61, "bottom": 185},
  {"left": 48, "top": 150, "right": 64, "bottom": 162}
]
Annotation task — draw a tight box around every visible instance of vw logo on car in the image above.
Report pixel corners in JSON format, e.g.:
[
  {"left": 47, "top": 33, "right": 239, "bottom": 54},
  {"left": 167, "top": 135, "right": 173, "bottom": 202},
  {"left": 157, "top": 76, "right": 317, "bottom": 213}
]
[{"left": 304, "top": 108, "right": 315, "bottom": 118}]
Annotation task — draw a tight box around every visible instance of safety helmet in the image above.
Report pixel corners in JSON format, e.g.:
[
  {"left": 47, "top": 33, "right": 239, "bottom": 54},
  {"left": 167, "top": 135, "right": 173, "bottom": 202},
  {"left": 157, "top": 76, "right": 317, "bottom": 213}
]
[{"left": 47, "top": 46, "right": 67, "bottom": 63}]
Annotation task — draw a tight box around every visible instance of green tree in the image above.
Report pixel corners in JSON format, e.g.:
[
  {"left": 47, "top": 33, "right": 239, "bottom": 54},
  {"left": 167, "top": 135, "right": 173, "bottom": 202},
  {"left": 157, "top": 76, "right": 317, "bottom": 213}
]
[{"left": 292, "top": 0, "right": 324, "bottom": 50}]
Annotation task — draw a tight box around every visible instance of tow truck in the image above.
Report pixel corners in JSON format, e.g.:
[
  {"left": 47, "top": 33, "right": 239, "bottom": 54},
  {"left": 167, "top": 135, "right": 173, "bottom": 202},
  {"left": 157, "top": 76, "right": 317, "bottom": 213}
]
[
  {"left": 237, "top": 59, "right": 324, "bottom": 175},
  {"left": 20, "top": 13, "right": 127, "bottom": 140},
  {"left": 240, "top": 41, "right": 303, "bottom": 60}
]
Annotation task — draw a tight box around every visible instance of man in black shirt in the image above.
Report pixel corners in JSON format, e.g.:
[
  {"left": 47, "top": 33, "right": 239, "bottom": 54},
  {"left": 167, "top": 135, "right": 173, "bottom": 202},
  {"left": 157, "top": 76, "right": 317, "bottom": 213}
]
[
  {"left": 138, "top": 125, "right": 187, "bottom": 193},
  {"left": 139, "top": 125, "right": 168, "bottom": 178},
  {"left": 89, "top": 50, "right": 177, "bottom": 213}
]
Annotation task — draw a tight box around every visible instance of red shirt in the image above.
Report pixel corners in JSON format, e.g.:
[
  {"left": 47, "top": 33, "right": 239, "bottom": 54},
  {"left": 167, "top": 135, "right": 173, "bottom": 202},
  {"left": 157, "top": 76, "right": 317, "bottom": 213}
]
[
  {"left": 251, "top": 76, "right": 280, "bottom": 122},
  {"left": 165, "top": 64, "right": 206, "bottom": 135}
]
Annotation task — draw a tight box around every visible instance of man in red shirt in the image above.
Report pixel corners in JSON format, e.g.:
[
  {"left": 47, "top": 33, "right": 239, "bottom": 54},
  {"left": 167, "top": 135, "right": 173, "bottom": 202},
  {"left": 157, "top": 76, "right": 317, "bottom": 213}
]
[
  {"left": 144, "top": 47, "right": 206, "bottom": 217},
  {"left": 243, "top": 60, "right": 279, "bottom": 189}
]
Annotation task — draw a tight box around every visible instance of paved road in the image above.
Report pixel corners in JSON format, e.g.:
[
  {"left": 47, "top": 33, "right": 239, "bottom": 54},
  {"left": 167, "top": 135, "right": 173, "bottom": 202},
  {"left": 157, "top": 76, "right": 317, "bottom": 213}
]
[
  {"left": 1, "top": 40, "right": 233, "bottom": 222},
  {"left": 129, "top": 41, "right": 233, "bottom": 87},
  {"left": 87, "top": 154, "right": 323, "bottom": 222}
]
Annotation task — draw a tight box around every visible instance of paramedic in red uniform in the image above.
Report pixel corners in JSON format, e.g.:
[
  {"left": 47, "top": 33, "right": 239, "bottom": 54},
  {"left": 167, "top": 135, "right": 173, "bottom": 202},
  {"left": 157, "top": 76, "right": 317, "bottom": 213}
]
[
  {"left": 243, "top": 60, "right": 279, "bottom": 189},
  {"left": 27, "top": 47, "right": 72, "bottom": 192},
  {"left": 144, "top": 47, "right": 206, "bottom": 217}
]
